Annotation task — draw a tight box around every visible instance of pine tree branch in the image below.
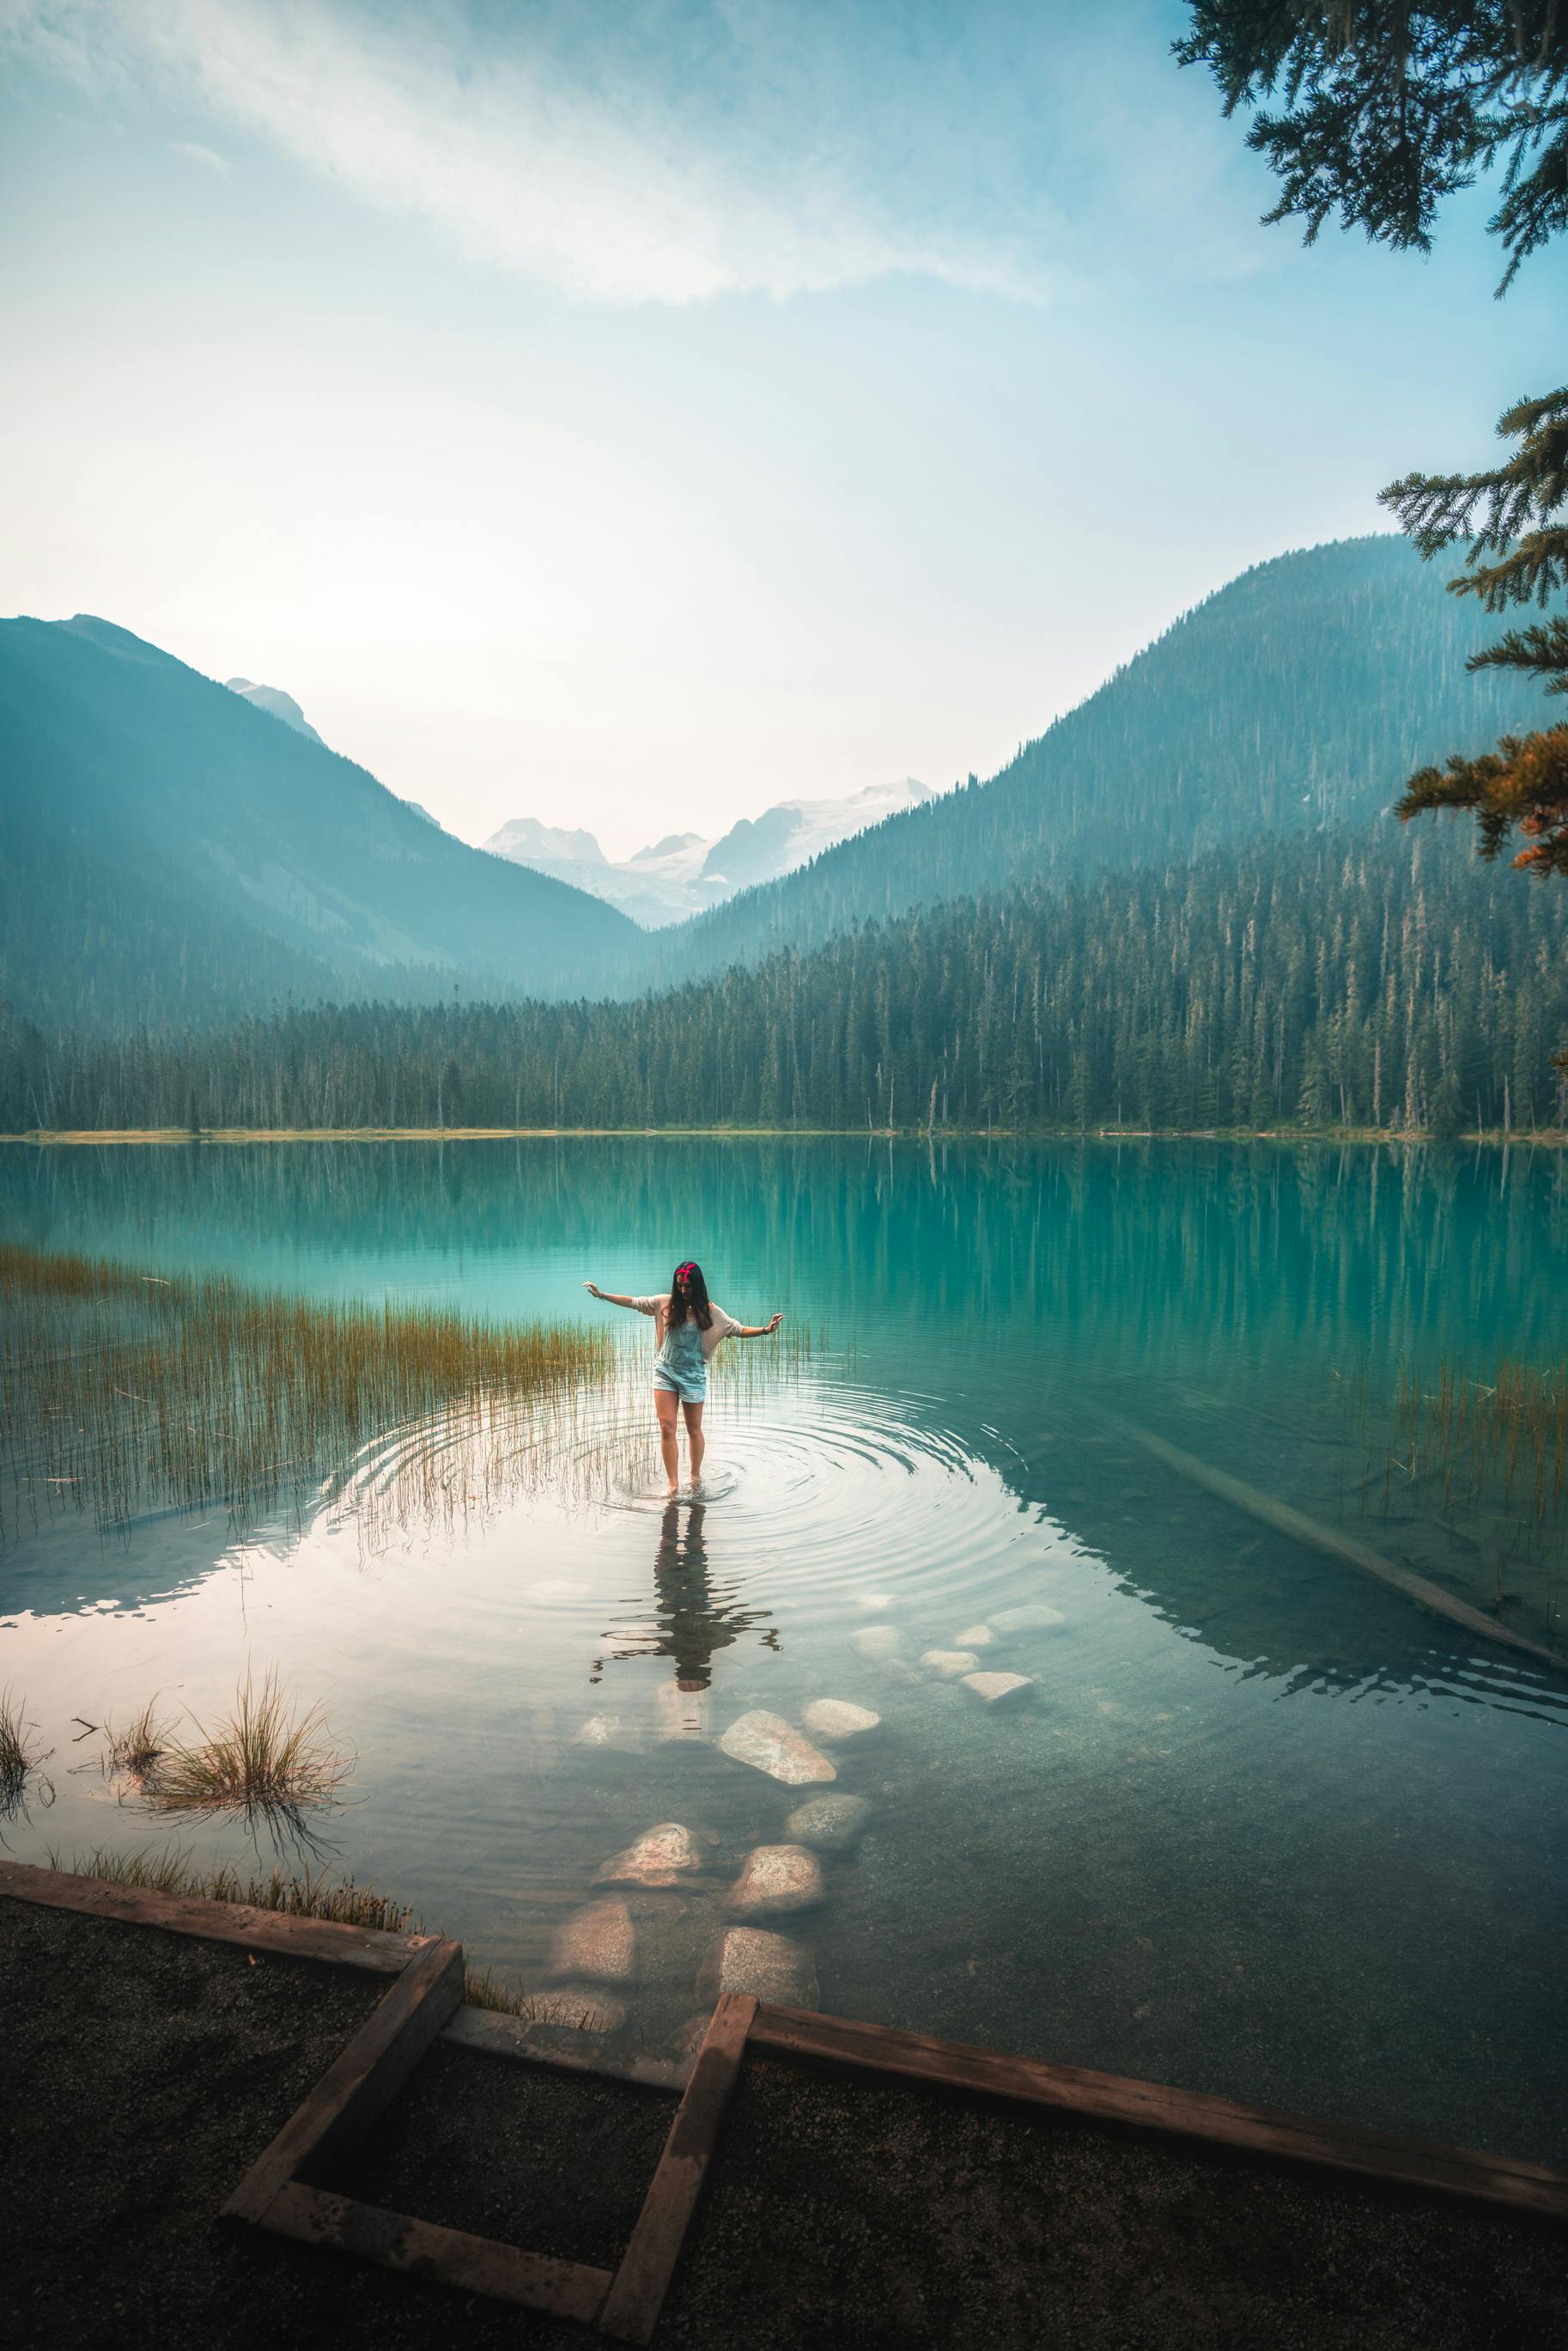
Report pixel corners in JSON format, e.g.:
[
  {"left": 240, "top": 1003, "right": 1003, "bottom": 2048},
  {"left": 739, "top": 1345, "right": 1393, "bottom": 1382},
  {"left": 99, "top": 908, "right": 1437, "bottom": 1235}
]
[
  {"left": 1466, "top": 615, "right": 1568, "bottom": 691},
  {"left": 1176, "top": 5, "right": 1568, "bottom": 289},
  {"left": 1399, "top": 724, "right": 1568, "bottom": 873}
]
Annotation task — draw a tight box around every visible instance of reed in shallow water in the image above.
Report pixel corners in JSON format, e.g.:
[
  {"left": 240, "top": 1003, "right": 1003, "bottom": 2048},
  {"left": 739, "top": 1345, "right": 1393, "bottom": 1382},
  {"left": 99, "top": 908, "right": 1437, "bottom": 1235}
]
[
  {"left": 1340, "top": 1352, "right": 1568, "bottom": 1638},
  {"left": 0, "top": 1688, "right": 54, "bottom": 1819},
  {"left": 0, "top": 1240, "right": 618, "bottom": 1544},
  {"left": 103, "top": 1694, "right": 173, "bottom": 1782}
]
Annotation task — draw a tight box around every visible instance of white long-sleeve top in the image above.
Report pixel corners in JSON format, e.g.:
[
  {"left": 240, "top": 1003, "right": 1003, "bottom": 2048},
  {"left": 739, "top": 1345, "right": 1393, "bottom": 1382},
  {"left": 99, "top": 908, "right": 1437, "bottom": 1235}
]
[{"left": 631, "top": 1295, "right": 744, "bottom": 1361}]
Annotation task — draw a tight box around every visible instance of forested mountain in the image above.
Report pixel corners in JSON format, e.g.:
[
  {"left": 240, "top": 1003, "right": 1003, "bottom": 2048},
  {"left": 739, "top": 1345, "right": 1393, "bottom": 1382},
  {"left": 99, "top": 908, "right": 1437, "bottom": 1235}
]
[
  {"left": 0, "top": 615, "right": 636, "bottom": 1029},
  {"left": 9, "top": 824, "right": 1565, "bottom": 1136},
  {"left": 4, "top": 539, "right": 1562, "bottom": 1050},
  {"left": 647, "top": 538, "right": 1561, "bottom": 983}
]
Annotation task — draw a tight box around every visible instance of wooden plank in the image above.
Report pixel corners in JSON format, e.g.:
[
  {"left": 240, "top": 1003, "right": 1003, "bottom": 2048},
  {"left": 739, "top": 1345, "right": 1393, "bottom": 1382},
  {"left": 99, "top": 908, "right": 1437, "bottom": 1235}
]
[
  {"left": 0, "top": 1859, "right": 426, "bottom": 1975},
  {"left": 223, "top": 1935, "right": 465, "bottom": 2224},
  {"left": 441, "top": 2004, "right": 689, "bottom": 2092},
  {"left": 1105, "top": 1418, "right": 1563, "bottom": 1670},
  {"left": 750, "top": 2007, "right": 1568, "bottom": 2222},
  {"left": 258, "top": 2181, "right": 611, "bottom": 2324},
  {"left": 599, "top": 1993, "right": 757, "bottom": 2344}
]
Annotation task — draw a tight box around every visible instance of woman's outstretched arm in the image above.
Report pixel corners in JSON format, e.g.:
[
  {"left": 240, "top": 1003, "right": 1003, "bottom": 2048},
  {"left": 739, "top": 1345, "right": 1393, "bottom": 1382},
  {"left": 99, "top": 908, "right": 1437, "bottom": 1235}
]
[
  {"left": 732, "top": 1313, "right": 783, "bottom": 1337},
  {"left": 583, "top": 1283, "right": 647, "bottom": 1310}
]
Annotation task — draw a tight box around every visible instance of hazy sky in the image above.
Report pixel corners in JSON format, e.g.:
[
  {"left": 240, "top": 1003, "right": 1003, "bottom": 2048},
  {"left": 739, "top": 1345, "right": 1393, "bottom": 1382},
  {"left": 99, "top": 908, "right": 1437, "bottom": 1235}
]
[{"left": 1, "top": 2, "right": 1554, "bottom": 857}]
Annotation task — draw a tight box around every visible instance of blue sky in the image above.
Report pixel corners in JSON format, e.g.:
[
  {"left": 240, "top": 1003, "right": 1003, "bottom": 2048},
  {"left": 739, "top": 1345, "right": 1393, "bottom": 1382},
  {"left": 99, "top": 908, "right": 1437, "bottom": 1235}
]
[{"left": 0, "top": 1, "right": 1555, "bottom": 855}]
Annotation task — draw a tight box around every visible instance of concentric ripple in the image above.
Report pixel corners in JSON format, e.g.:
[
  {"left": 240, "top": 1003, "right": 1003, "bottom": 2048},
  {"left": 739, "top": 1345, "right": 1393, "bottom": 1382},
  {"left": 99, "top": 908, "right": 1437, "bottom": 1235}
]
[{"left": 324, "top": 1367, "right": 1085, "bottom": 1642}]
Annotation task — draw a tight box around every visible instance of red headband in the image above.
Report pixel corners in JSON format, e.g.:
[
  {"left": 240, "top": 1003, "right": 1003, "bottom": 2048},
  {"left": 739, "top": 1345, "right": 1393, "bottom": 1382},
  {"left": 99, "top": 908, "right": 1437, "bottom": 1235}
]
[{"left": 675, "top": 1262, "right": 696, "bottom": 1283}]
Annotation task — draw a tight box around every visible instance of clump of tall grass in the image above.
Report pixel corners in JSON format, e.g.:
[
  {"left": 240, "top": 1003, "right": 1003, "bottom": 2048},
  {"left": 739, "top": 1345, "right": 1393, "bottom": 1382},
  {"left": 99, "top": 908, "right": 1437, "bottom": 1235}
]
[
  {"left": 0, "top": 1240, "right": 618, "bottom": 1545},
  {"left": 63, "top": 1843, "right": 419, "bottom": 1934},
  {"left": 0, "top": 1688, "right": 55, "bottom": 1818},
  {"left": 138, "top": 1668, "right": 352, "bottom": 1824},
  {"left": 103, "top": 1693, "right": 173, "bottom": 1782}
]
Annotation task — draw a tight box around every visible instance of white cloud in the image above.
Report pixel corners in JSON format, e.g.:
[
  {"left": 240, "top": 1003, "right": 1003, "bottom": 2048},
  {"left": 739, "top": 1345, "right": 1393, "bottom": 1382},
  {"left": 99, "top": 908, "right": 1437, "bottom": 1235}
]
[
  {"left": 3, "top": 2, "right": 1279, "bottom": 308},
  {"left": 3, "top": 0, "right": 1078, "bottom": 305},
  {"left": 168, "top": 135, "right": 228, "bottom": 174}
]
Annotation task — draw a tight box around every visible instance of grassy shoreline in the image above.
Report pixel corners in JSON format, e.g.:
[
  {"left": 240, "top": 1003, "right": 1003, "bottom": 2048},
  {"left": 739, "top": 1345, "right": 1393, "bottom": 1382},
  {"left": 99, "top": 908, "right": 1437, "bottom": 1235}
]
[{"left": 2, "top": 1124, "right": 1566, "bottom": 1148}]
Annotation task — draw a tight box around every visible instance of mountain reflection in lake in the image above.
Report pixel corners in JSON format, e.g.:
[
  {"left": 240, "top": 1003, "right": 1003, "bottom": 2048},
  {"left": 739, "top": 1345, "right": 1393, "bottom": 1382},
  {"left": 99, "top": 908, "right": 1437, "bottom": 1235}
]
[{"left": 2, "top": 1136, "right": 1565, "bottom": 2167}]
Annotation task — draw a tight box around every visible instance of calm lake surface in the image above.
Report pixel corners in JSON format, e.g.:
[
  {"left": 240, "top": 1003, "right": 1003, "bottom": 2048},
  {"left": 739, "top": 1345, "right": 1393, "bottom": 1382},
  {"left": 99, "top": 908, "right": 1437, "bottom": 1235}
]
[{"left": 3, "top": 1138, "right": 1567, "bottom": 2159}]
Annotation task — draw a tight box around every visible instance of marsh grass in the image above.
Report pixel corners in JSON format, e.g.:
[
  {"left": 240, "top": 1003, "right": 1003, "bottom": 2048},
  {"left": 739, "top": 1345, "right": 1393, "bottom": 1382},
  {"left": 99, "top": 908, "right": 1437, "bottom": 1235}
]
[
  {"left": 0, "top": 1688, "right": 55, "bottom": 1820},
  {"left": 137, "top": 1668, "right": 353, "bottom": 1827},
  {"left": 103, "top": 1693, "right": 173, "bottom": 1782},
  {"left": 0, "top": 1240, "right": 618, "bottom": 1545},
  {"left": 1340, "top": 1353, "right": 1568, "bottom": 1635}
]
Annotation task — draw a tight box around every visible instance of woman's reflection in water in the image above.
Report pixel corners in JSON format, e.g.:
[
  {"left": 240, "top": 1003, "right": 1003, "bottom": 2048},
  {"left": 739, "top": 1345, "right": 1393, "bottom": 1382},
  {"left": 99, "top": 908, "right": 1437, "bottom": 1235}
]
[{"left": 598, "top": 1499, "right": 778, "bottom": 1700}]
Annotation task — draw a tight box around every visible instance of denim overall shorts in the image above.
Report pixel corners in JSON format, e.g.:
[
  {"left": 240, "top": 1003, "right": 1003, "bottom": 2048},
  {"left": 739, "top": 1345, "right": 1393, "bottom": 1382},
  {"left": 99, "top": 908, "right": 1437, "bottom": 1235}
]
[{"left": 653, "top": 1317, "right": 707, "bottom": 1404}]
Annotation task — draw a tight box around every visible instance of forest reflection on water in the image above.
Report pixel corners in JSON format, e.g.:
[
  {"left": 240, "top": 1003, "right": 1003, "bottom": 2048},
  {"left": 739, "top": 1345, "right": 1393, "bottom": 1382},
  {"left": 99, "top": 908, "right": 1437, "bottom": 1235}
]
[{"left": 2, "top": 1136, "right": 1567, "bottom": 2165}]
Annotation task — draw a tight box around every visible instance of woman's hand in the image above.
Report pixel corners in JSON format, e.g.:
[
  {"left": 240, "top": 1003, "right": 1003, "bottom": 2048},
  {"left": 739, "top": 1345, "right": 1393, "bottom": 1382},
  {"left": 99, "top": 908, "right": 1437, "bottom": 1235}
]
[
  {"left": 765, "top": 1313, "right": 782, "bottom": 1334},
  {"left": 582, "top": 1282, "right": 602, "bottom": 1299}
]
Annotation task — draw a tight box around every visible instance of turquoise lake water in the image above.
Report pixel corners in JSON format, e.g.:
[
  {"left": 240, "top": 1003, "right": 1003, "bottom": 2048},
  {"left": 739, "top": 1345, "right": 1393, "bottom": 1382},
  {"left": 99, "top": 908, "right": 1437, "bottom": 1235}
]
[{"left": 3, "top": 1138, "right": 1565, "bottom": 2160}]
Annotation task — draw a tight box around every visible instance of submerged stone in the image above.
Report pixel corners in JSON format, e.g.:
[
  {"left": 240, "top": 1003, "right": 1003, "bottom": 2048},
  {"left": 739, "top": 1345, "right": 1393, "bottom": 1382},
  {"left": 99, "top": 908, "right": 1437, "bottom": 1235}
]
[
  {"left": 784, "top": 1793, "right": 872, "bottom": 1852},
  {"left": 854, "top": 1592, "right": 897, "bottom": 1611},
  {"left": 921, "top": 1648, "right": 981, "bottom": 1679},
  {"left": 727, "top": 1843, "right": 824, "bottom": 1918},
  {"left": 571, "top": 1713, "right": 642, "bottom": 1753},
  {"left": 594, "top": 1822, "right": 703, "bottom": 1889},
  {"left": 668, "top": 2012, "right": 711, "bottom": 2060},
  {"left": 802, "top": 1697, "right": 880, "bottom": 1744},
  {"left": 654, "top": 1682, "right": 711, "bottom": 1742},
  {"left": 989, "top": 1603, "right": 1067, "bottom": 1633},
  {"left": 849, "top": 1624, "right": 903, "bottom": 1662},
  {"left": 549, "top": 1898, "right": 636, "bottom": 1983},
  {"left": 961, "top": 1671, "right": 1036, "bottom": 1707},
  {"left": 697, "top": 1925, "right": 819, "bottom": 2008},
  {"left": 526, "top": 1984, "right": 628, "bottom": 2033},
  {"left": 952, "top": 1623, "right": 996, "bottom": 1649},
  {"left": 718, "top": 1709, "right": 836, "bottom": 1785}
]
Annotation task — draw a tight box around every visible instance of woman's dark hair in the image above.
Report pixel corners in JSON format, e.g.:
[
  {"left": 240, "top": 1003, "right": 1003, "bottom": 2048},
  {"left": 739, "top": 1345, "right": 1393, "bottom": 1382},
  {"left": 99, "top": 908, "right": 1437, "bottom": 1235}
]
[{"left": 668, "top": 1259, "right": 713, "bottom": 1331}]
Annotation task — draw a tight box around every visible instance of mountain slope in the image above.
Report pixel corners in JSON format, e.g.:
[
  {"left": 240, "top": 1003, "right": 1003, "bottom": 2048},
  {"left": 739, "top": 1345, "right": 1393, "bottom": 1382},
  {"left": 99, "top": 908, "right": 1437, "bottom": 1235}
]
[
  {"left": 0, "top": 615, "right": 637, "bottom": 1027},
  {"left": 646, "top": 538, "right": 1561, "bottom": 983}
]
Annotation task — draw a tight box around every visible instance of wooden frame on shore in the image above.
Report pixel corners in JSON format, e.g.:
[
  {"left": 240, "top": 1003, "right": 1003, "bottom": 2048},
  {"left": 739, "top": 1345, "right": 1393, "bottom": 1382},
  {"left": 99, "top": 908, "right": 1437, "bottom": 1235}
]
[
  {"left": 4, "top": 1859, "right": 1566, "bottom": 2347},
  {"left": 227, "top": 1962, "right": 756, "bottom": 2338}
]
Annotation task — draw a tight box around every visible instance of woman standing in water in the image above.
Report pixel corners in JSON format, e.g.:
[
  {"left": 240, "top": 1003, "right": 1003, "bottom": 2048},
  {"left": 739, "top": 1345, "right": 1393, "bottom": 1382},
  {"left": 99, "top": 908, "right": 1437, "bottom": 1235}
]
[{"left": 583, "top": 1261, "right": 781, "bottom": 1495}]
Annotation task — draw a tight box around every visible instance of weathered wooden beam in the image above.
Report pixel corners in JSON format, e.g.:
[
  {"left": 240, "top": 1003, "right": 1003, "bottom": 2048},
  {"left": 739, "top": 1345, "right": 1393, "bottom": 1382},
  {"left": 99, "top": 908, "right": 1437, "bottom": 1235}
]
[
  {"left": 0, "top": 1859, "right": 427, "bottom": 1974},
  {"left": 1107, "top": 1417, "right": 1563, "bottom": 1669},
  {"left": 599, "top": 1993, "right": 757, "bottom": 2343},
  {"left": 260, "top": 2182, "right": 612, "bottom": 2322},
  {"left": 749, "top": 2007, "right": 1568, "bottom": 2221},
  {"left": 223, "top": 1934, "right": 465, "bottom": 2225}
]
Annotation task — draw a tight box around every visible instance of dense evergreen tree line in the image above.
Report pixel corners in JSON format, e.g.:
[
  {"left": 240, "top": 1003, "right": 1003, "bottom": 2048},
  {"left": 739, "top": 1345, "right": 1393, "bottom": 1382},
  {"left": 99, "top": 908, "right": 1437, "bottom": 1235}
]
[{"left": 7, "top": 825, "right": 1566, "bottom": 1136}]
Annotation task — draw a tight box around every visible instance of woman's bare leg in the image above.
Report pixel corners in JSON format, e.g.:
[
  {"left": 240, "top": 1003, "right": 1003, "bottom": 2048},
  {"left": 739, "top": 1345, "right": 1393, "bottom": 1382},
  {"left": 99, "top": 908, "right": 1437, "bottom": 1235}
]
[
  {"left": 683, "top": 1400, "right": 705, "bottom": 1482},
  {"left": 655, "top": 1389, "right": 680, "bottom": 1493}
]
